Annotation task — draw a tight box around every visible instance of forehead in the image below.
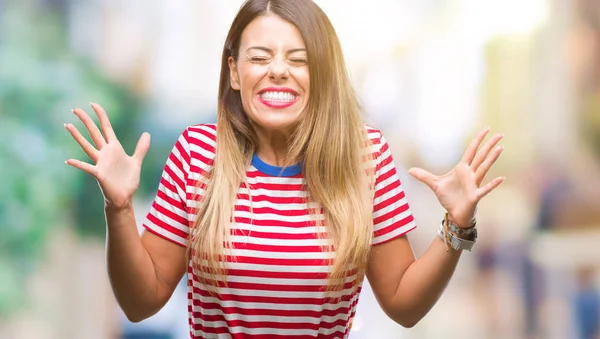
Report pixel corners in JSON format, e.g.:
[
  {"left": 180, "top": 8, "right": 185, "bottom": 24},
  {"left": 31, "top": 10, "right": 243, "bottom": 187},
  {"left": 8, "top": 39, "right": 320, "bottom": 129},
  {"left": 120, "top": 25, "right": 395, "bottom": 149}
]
[{"left": 240, "top": 15, "right": 306, "bottom": 50}]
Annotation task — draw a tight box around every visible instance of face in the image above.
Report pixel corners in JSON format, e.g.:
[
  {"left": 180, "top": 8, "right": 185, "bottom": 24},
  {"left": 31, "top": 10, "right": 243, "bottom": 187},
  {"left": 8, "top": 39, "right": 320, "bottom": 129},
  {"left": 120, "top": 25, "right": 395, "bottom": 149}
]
[{"left": 228, "top": 15, "right": 310, "bottom": 134}]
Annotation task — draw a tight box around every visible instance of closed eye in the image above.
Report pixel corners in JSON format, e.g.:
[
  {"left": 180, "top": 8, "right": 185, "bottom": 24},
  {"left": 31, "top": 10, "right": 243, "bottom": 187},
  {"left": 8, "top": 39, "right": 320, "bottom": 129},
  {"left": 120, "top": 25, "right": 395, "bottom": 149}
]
[
  {"left": 287, "top": 58, "right": 308, "bottom": 67},
  {"left": 247, "top": 55, "right": 272, "bottom": 64}
]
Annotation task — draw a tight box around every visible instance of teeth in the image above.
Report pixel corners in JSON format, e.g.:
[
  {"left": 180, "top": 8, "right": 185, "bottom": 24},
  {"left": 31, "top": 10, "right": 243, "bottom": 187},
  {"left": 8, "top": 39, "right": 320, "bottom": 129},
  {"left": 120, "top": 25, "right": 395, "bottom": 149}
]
[{"left": 260, "top": 91, "right": 297, "bottom": 102}]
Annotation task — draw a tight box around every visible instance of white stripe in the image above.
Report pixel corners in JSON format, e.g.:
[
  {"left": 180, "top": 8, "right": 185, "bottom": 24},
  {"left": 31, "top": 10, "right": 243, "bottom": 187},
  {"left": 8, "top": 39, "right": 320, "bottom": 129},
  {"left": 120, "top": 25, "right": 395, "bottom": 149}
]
[
  {"left": 228, "top": 248, "right": 335, "bottom": 260},
  {"left": 188, "top": 128, "right": 217, "bottom": 148},
  {"left": 246, "top": 173, "right": 305, "bottom": 185},
  {"left": 373, "top": 221, "right": 417, "bottom": 245},
  {"left": 194, "top": 272, "right": 357, "bottom": 286},
  {"left": 190, "top": 326, "right": 347, "bottom": 337},
  {"left": 374, "top": 206, "right": 413, "bottom": 229},
  {"left": 235, "top": 198, "right": 319, "bottom": 211},
  {"left": 189, "top": 143, "right": 216, "bottom": 162},
  {"left": 189, "top": 292, "right": 355, "bottom": 311},
  {"left": 238, "top": 187, "right": 309, "bottom": 198},
  {"left": 372, "top": 195, "right": 408, "bottom": 219},
  {"left": 373, "top": 182, "right": 404, "bottom": 206},
  {"left": 144, "top": 222, "right": 187, "bottom": 246},
  {"left": 232, "top": 222, "right": 328, "bottom": 234},
  {"left": 218, "top": 261, "right": 334, "bottom": 273},
  {"left": 195, "top": 282, "right": 352, "bottom": 299},
  {"left": 155, "top": 187, "right": 188, "bottom": 219},
  {"left": 192, "top": 307, "right": 350, "bottom": 324},
  {"left": 232, "top": 210, "right": 324, "bottom": 223},
  {"left": 229, "top": 235, "right": 329, "bottom": 247}
]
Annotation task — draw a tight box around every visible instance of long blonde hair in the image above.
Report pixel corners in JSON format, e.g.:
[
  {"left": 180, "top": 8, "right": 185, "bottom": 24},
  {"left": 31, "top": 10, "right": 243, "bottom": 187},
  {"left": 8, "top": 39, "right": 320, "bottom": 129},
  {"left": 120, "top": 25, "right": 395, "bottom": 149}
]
[{"left": 189, "top": 0, "right": 375, "bottom": 293}]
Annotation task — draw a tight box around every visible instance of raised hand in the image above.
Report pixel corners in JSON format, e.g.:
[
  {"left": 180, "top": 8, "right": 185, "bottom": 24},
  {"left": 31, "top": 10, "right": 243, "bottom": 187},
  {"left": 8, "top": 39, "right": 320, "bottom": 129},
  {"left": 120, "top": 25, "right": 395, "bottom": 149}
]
[
  {"left": 65, "top": 103, "right": 151, "bottom": 210},
  {"left": 407, "top": 127, "right": 505, "bottom": 228}
]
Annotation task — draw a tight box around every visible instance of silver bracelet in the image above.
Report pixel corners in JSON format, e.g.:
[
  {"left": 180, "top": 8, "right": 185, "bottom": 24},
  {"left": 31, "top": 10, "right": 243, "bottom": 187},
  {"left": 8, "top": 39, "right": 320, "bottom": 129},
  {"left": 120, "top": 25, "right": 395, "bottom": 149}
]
[{"left": 437, "top": 220, "right": 478, "bottom": 252}]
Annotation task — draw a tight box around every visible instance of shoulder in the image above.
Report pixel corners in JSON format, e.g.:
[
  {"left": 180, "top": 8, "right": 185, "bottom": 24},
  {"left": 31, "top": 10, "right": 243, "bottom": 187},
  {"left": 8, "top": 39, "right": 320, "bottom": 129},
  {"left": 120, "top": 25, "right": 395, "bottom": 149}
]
[
  {"left": 174, "top": 123, "right": 217, "bottom": 167},
  {"left": 181, "top": 123, "right": 217, "bottom": 151},
  {"left": 364, "top": 125, "right": 387, "bottom": 156}
]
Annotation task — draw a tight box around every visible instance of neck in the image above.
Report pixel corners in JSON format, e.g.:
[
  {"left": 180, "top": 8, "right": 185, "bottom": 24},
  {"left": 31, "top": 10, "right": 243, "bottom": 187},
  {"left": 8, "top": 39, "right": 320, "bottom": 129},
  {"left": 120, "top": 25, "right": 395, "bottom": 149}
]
[{"left": 253, "top": 125, "right": 295, "bottom": 167}]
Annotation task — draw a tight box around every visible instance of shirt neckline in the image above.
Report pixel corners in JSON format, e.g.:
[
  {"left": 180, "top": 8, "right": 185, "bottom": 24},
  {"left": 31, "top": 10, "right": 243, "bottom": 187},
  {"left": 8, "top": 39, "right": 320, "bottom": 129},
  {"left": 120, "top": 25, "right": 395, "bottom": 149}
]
[{"left": 251, "top": 153, "right": 302, "bottom": 177}]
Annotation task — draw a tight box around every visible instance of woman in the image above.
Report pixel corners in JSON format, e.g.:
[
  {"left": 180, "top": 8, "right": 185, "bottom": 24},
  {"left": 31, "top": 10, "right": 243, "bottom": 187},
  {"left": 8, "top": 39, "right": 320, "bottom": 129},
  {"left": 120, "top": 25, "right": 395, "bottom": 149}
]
[{"left": 64, "top": 0, "right": 504, "bottom": 338}]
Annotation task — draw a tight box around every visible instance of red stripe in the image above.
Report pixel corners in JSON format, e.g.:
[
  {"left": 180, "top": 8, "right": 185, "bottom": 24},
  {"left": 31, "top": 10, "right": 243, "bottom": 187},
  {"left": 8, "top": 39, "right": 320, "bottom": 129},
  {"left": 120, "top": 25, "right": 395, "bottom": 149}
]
[
  {"left": 236, "top": 193, "right": 307, "bottom": 204},
  {"left": 151, "top": 198, "right": 188, "bottom": 227},
  {"left": 143, "top": 224, "right": 186, "bottom": 247},
  {"left": 232, "top": 242, "right": 326, "bottom": 253},
  {"left": 192, "top": 301, "right": 351, "bottom": 318},
  {"left": 374, "top": 178, "right": 401, "bottom": 199},
  {"left": 373, "top": 214, "right": 415, "bottom": 238},
  {"left": 230, "top": 228, "right": 325, "bottom": 240},
  {"left": 189, "top": 287, "right": 357, "bottom": 305},
  {"left": 373, "top": 189, "right": 406, "bottom": 212},
  {"left": 247, "top": 181, "right": 305, "bottom": 191},
  {"left": 146, "top": 209, "right": 188, "bottom": 239},
  {"left": 373, "top": 202, "right": 410, "bottom": 225},
  {"left": 233, "top": 216, "right": 316, "bottom": 228},
  {"left": 235, "top": 205, "right": 313, "bottom": 216},
  {"left": 223, "top": 268, "right": 329, "bottom": 280}
]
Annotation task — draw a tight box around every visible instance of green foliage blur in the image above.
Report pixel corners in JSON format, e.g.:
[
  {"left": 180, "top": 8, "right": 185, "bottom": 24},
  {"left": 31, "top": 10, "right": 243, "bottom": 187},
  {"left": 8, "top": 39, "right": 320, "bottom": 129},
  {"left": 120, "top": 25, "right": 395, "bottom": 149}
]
[{"left": 0, "top": 2, "right": 163, "bottom": 318}]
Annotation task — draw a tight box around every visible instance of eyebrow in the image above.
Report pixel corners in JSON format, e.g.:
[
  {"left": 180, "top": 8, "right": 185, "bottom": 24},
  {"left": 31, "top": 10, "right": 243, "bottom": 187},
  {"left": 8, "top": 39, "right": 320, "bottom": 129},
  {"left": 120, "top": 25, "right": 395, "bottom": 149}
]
[{"left": 246, "top": 46, "right": 307, "bottom": 54}]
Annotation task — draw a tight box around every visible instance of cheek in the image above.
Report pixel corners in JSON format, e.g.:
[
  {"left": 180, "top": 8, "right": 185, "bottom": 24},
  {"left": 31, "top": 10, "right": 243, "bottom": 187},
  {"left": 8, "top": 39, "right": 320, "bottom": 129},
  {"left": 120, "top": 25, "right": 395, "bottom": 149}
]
[{"left": 239, "top": 66, "right": 265, "bottom": 90}]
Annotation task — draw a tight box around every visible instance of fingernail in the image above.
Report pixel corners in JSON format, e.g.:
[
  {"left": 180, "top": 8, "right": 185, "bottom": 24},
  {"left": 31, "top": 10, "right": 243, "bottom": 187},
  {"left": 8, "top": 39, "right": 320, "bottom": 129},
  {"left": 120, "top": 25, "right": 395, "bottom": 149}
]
[{"left": 63, "top": 123, "right": 67, "bottom": 128}]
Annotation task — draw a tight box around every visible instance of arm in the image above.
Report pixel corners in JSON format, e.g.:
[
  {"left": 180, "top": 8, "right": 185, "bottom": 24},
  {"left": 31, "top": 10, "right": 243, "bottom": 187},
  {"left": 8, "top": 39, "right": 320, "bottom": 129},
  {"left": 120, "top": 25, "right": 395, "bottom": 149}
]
[
  {"left": 366, "top": 235, "right": 461, "bottom": 328},
  {"left": 366, "top": 127, "right": 505, "bottom": 328},
  {"left": 64, "top": 103, "right": 191, "bottom": 323},
  {"left": 106, "top": 205, "right": 186, "bottom": 322}
]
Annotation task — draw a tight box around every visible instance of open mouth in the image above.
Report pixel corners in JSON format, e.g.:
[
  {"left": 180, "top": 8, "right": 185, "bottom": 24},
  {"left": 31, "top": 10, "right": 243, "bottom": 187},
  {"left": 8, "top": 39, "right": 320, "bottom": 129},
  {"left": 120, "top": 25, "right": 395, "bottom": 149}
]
[{"left": 257, "top": 88, "right": 299, "bottom": 108}]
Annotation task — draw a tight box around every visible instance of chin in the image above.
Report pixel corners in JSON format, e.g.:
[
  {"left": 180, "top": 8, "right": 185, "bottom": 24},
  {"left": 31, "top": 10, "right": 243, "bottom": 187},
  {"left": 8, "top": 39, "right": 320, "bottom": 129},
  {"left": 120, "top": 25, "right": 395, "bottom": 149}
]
[{"left": 250, "top": 111, "right": 302, "bottom": 134}]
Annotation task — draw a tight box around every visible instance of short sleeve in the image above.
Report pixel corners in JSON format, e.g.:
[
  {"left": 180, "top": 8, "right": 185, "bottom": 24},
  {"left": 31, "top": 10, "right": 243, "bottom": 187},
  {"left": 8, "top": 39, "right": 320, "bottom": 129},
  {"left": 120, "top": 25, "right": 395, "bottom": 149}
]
[
  {"left": 143, "top": 128, "right": 192, "bottom": 247},
  {"left": 370, "top": 130, "right": 417, "bottom": 245}
]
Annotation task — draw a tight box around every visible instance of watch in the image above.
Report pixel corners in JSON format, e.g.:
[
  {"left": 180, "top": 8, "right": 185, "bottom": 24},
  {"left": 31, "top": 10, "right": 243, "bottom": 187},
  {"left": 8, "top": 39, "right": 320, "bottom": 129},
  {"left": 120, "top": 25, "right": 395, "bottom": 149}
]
[{"left": 437, "top": 222, "right": 478, "bottom": 251}]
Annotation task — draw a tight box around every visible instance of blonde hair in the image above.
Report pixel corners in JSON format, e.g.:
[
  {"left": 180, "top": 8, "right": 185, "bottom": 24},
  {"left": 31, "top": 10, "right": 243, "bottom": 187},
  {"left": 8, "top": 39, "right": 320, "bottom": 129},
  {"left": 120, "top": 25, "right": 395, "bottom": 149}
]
[{"left": 189, "top": 0, "right": 375, "bottom": 293}]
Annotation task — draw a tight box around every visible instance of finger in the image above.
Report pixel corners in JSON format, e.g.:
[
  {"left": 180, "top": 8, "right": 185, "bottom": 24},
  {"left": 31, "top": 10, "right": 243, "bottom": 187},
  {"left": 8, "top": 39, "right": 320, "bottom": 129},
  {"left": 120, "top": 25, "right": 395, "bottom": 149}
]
[
  {"left": 72, "top": 108, "right": 106, "bottom": 148},
  {"left": 65, "top": 158, "right": 98, "bottom": 177},
  {"left": 460, "top": 127, "right": 490, "bottom": 165},
  {"left": 408, "top": 167, "right": 437, "bottom": 189},
  {"left": 90, "top": 102, "right": 118, "bottom": 142},
  {"left": 133, "top": 132, "right": 151, "bottom": 164},
  {"left": 474, "top": 145, "right": 504, "bottom": 185},
  {"left": 476, "top": 176, "right": 505, "bottom": 200},
  {"left": 65, "top": 123, "right": 99, "bottom": 162},
  {"left": 471, "top": 133, "right": 504, "bottom": 171}
]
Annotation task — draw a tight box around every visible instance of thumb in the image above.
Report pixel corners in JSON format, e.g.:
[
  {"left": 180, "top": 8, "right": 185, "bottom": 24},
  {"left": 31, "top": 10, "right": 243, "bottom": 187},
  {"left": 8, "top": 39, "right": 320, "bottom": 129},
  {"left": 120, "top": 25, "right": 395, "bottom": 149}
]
[
  {"left": 133, "top": 132, "right": 151, "bottom": 164},
  {"left": 408, "top": 167, "right": 436, "bottom": 189}
]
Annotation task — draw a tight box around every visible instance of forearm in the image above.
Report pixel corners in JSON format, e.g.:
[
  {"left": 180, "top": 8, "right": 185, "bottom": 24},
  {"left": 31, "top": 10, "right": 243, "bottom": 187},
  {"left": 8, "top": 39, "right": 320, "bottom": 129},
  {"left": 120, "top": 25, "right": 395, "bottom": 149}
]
[
  {"left": 388, "top": 235, "right": 462, "bottom": 327},
  {"left": 105, "top": 205, "right": 161, "bottom": 322}
]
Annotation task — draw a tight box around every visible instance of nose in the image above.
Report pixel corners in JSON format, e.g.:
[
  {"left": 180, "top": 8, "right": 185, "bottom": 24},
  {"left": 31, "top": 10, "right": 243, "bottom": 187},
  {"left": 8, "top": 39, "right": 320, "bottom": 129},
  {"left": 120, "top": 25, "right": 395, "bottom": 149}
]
[{"left": 268, "top": 57, "right": 289, "bottom": 81}]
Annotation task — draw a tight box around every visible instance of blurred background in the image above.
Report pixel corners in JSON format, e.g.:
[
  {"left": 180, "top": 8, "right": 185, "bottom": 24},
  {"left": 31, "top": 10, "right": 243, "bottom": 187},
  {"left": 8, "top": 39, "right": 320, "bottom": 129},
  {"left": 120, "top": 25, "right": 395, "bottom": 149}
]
[{"left": 1, "top": 0, "right": 599, "bottom": 338}]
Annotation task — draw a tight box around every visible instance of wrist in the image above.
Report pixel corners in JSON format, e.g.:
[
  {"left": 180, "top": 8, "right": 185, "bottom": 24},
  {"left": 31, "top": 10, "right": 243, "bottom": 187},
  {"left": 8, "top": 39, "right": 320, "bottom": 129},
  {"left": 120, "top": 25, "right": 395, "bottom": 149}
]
[
  {"left": 104, "top": 200, "right": 134, "bottom": 215},
  {"left": 438, "top": 213, "right": 478, "bottom": 252}
]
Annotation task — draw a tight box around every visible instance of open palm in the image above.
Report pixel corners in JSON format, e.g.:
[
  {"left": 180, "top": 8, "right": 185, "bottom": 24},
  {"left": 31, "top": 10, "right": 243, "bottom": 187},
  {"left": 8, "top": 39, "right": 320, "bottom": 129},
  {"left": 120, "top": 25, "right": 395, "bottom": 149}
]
[
  {"left": 408, "top": 128, "right": 505, "bottom": 227},
  {"left": 64, "top": 103, "right": 151, "bottom": 210}
]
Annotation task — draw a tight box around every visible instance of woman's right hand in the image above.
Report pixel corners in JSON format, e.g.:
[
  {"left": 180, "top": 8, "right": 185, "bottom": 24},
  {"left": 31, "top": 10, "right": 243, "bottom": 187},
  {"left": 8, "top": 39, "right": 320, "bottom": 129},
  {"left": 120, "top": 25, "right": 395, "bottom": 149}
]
[{"left": 65, "top": 102, "right": 151, "bottom": 211}]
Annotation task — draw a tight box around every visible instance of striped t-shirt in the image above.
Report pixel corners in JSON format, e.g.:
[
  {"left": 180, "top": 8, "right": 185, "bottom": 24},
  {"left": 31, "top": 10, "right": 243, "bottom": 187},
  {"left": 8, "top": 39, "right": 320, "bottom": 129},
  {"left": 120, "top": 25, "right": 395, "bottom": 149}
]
[{"left": 143, "top": 123, "right": 416, "bottom": 338}]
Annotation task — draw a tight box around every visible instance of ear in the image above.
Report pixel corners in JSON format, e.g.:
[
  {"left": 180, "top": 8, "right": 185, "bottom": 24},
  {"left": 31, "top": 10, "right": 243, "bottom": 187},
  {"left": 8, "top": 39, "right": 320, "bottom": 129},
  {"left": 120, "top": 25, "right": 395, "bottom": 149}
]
[{"left": 228, "top": 56, "right": 240, "bottom": 90}]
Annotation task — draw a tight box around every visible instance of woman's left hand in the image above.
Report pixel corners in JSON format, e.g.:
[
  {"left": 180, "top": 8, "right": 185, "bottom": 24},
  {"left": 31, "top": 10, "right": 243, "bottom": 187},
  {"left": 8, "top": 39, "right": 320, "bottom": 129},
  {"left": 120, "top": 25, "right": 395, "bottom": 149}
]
[{"left": 408, "top": 127, "right": 505, "bottom": 228}]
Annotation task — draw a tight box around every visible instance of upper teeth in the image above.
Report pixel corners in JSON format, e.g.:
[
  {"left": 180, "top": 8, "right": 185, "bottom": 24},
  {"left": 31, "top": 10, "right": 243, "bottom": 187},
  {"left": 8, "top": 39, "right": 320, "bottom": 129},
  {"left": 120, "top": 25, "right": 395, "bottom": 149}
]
[{"left": 260, "top": 91, "right": 297, "bottom": 102}]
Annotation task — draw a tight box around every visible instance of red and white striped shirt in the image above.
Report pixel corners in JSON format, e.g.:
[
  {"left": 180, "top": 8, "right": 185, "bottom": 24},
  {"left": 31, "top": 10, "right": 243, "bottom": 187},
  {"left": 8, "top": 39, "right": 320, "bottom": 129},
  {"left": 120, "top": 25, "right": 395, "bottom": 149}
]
[{"left": 143, "top": 124, "right": 416, "bottom": 338}]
